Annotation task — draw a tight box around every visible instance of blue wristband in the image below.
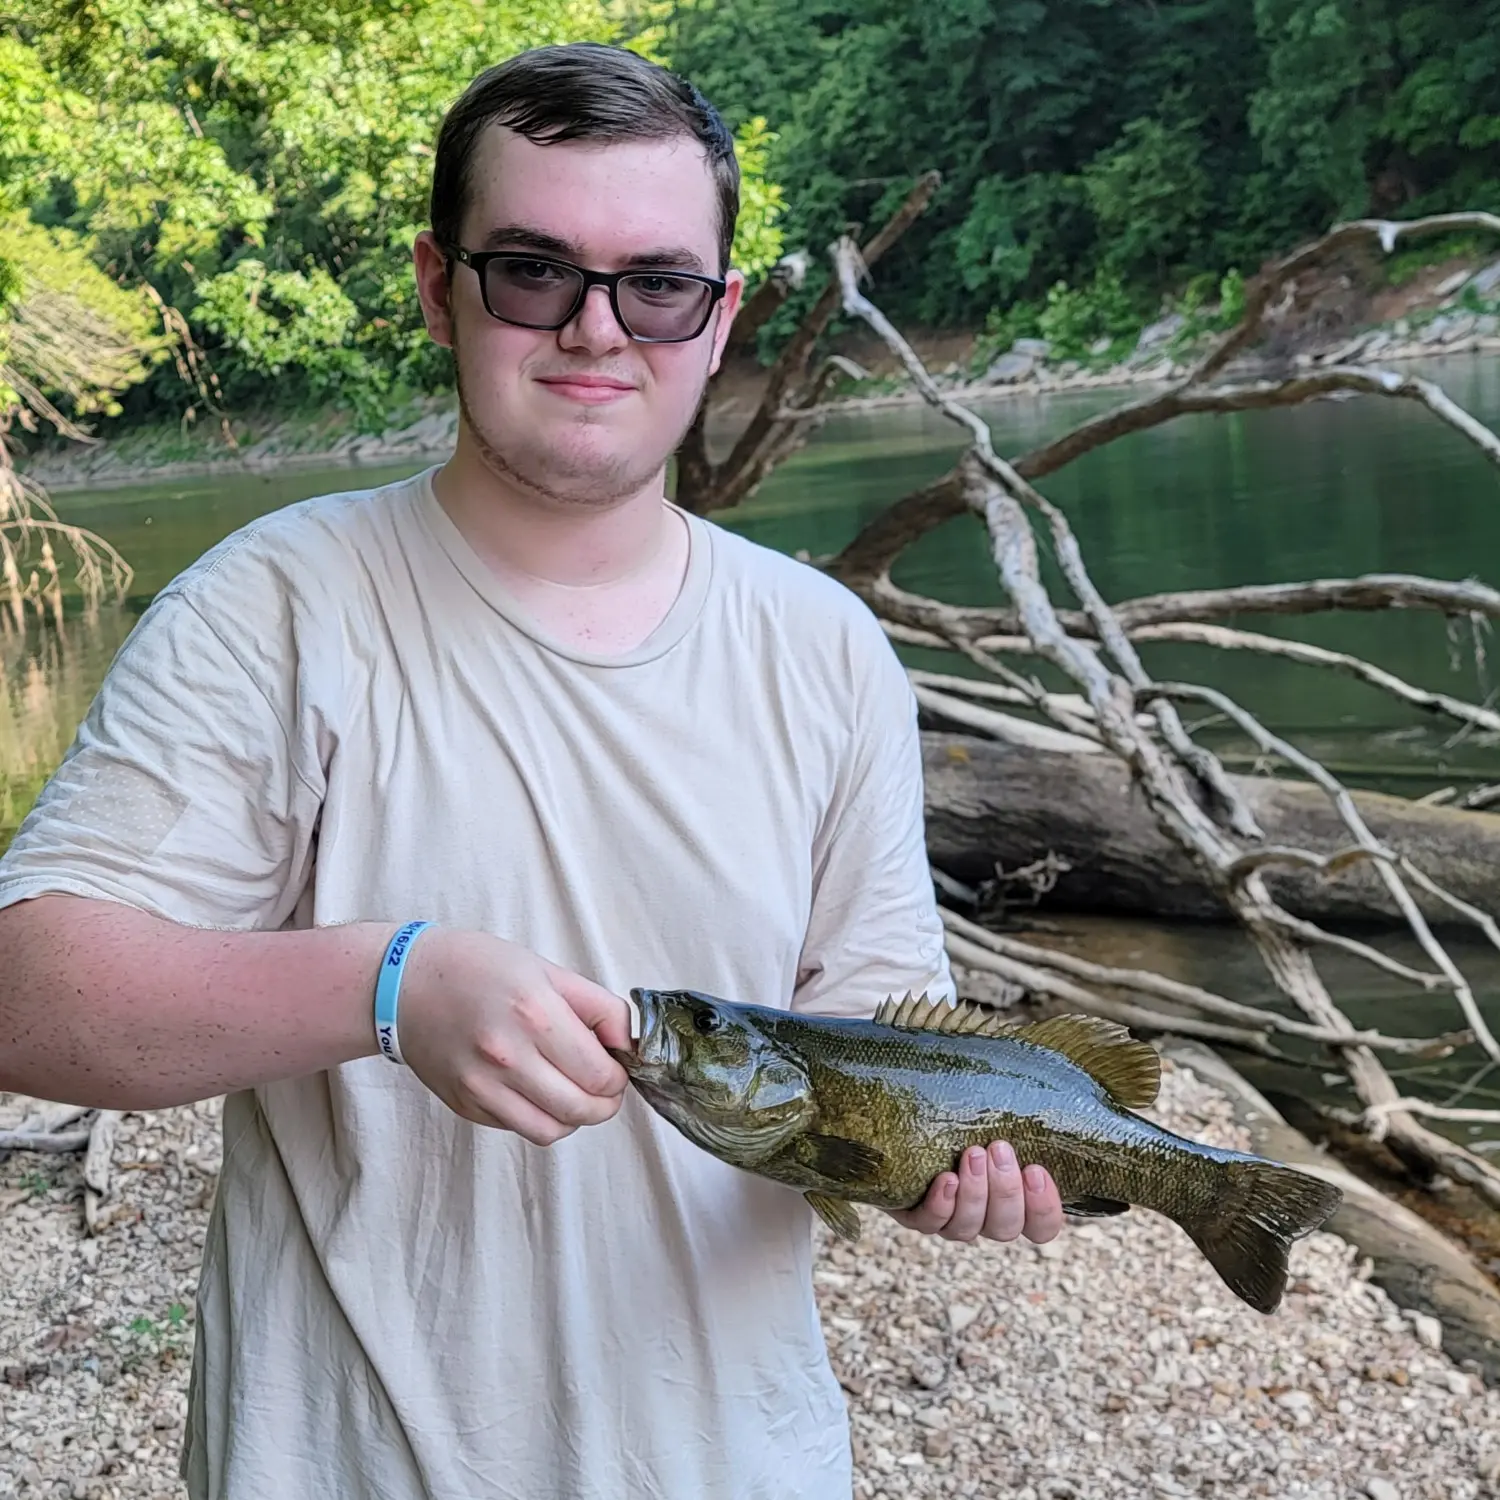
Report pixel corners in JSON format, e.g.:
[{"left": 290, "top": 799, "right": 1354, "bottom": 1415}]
[{"left": 374, "top": 920, "right": 433, "bottom": 1065}]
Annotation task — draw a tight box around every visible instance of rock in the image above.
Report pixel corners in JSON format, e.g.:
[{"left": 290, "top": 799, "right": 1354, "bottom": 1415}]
[
  {"left": 1364, "top": 1479, "right": 1401, "bottom": 1500},
  {"left": 947, "top": 1303, "right": 980, "bottom": 1334},
  {"left": 1407, "top": 1311, "right": 1444, "bottom": 1351},
  {"left": 1135, "top": 313, "right": 1185, "bottom": 351},
  {"left": 922, "top": 1429, "right": 952, "bottom": 1460},
  {"left": 1468, "top": 257, "right": 1500, "bottom": 295},
  {"left": 1088, "top": 336, "right": 1112, "bottom": 356},
  {"left": 1435, "top": 268, "right": 1472, "bottom": 297},
  {"left": 982, "top": 352, "right": 1035, "bottom": 385},
  {"left": 1011, "top": 337, "right": 1050, "bottom": 358}
]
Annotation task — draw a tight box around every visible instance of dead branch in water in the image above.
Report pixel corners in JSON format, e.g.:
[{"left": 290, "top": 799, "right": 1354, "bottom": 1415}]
[
  {"left": 0, "top": 442, "right": 133, "bottom": 630},
  {"left": 804, "top": 209, "right": 1500, "bottom": 1210}
]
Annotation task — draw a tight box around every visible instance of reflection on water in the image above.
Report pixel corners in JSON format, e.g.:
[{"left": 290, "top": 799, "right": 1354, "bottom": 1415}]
[{"left": 0, "top": 606, "right": 138, "bottom": 847}]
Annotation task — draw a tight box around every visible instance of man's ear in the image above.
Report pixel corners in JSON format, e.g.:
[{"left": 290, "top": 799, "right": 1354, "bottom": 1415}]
[
  {"left": 707, "top": 268, "right": 747, "bottom": 378},
  {"left": 413, "top": 231, "right": 455, "bottom": 349}
]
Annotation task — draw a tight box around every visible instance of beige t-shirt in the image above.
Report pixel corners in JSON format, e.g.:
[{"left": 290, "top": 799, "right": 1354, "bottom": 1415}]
[{"left": 0, "top": 465, "right": 954, "bottom": 1500}]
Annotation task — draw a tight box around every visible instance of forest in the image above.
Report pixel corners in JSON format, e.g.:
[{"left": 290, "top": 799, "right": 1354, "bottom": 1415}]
[{"left": 5, "top": 0, "right": 1500, "bottom": 436}]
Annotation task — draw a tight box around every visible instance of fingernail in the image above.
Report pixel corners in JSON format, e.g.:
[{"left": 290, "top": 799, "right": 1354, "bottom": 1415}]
[
  {"left": 944, "top": 1176, "right": 958, "bottom": 1200},
  {"left": 1024, "top": 1166, "right": 1047, "bottom": 1192},
  {"left": 991, "top": 1142, "right": 1016, "bottom": 1171},
  {"left": 966, "top": 1146, "right": 986, "bottom": 1174}
]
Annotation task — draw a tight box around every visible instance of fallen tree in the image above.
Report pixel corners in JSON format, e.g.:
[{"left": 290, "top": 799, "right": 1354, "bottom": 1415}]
[
  {"left": 673, "top": 189, "right": 1500, "bottom": 1219},
  {"left": 921, "top": 731, "right": 1500, "bottom": 927}
]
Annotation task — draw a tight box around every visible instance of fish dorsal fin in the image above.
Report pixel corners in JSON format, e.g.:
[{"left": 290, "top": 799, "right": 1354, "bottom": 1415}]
[
  {"left": 872, "top": 990, "right": 1017, "bottom": 1038},
  {"left": 997, "top": 1014, "right": 1161, "bottom": 1109}
]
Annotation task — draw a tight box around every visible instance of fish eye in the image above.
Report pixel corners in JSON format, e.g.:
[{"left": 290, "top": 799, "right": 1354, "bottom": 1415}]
[{"left": 692, "top": 1008, "right": 722, "bottom": 1035}]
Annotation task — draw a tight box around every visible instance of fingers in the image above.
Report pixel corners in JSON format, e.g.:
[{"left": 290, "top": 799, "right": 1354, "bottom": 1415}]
[
  {"left": 514, "top": 981, "right": 629, "bottom": 1100},
  {"left": 446, "top": 1083, "right": 598, "bottom": 1148},
  {"left": 553, "top": 969, "right": 636, "bottom": 1054},
  {"left": 1021, "top": 1163, "right": 1064, "bottom": 1244},
  {"left": 980, "top": 1142, "right": 1027, "bottom": 1242},
  {"left": 889, "top": 1144, "right": 1065, "bottom": 1246},
  {"left": 887, "top": 1172, "right": 959, "bottom": 1234},
  {"left": 939, "top": 1146, "right": 993, "bottom": 1242}
]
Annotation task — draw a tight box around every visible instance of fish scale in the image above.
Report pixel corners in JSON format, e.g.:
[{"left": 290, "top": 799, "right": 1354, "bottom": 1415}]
[{"left": 615, "top": 987, "right": 1344, "bottom": 1315}]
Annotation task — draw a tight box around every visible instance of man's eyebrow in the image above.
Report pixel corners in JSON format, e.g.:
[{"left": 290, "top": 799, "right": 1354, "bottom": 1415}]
[{"left": 478, "top": 225, "right": 709, "bottom": 273}]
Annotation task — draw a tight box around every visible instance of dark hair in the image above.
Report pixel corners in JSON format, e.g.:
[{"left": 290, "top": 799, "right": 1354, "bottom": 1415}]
[{"left": 430, "top": 42, "right": 740, "bottom": 273}]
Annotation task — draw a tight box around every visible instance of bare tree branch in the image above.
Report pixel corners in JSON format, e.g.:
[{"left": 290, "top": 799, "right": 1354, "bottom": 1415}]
[
  {"left": 1189, "top": 212, "right": 1500, "bottom": 387},
  {"left": 1145, "top": 680, "right": 1500, "bottom": 1067},
  {"left": 939, "top": 906, "right": 1465, "bottom": 1057},
  {"left": 1129, "top": 621, "right": 1500, "bottom": 736},
  {"left": 674, "top": 171, "right": 941, "bottom": 516},
  {"left": 826, "top": 228, "right": 1500, "bottom": 1210}
]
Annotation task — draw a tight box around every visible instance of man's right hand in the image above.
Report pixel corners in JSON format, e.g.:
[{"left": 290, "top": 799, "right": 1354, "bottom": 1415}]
[{"left": 396, "top": 927, "right": 635, "bottom": 1146}]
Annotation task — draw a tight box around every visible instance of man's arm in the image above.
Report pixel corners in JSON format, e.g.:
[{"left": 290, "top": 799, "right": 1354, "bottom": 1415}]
[
  {"left": 0, "top": 578, "right": 630, "bottom": 1144},
  {"left": 0, "top": 896, "right": 631, "bottom": 1142}
]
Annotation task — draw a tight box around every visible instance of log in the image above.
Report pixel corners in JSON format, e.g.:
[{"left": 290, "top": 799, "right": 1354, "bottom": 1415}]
[
  {"left": 1161, "top": 1042, "right": 1500, "bottom": 1383},
  {"left": 923, "top": 732, "right": 1500, "bottom": 926}
]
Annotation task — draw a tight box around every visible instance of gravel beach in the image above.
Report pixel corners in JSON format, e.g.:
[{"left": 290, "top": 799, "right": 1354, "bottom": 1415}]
[{"left": 2, "top": 1059, "right": 1497, "bottom": 1499}]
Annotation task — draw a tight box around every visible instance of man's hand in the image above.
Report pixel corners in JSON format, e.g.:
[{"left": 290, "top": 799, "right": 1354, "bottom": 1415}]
[
  {"left": 397, "top": 927, "right": 634, "bottom": 1146},
  {"left": 888, "top": 1142, "right": 1065, "bottom": 1244}
]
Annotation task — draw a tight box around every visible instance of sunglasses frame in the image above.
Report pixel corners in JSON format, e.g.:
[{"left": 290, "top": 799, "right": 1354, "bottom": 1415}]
[{"left": 445, "top": 246, "right": 727, "bottom": 344}]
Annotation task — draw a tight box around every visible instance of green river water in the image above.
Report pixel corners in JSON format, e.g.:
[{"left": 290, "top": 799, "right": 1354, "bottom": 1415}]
[{"left": 4, "top": 354, "right": 1500, "bottom": 1141}]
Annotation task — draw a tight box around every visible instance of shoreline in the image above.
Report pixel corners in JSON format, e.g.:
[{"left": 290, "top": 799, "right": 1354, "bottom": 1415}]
[
  {"left": 16, "top": 322, "right": 1500, "bottom": 498},
  {"left": 2, "top": 1057, "right": 1497, "bottom": 1498}
]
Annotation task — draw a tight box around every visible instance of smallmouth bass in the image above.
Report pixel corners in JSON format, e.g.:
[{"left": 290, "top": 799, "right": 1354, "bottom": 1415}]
[{"left": 614, "top": 988, "right": 1342, "bottom": 1315}]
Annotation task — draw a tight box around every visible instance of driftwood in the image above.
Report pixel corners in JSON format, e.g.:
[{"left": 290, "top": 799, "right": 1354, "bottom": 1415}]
[{"left": 922, "top": 731, "right": 1500, "bottom": 927}]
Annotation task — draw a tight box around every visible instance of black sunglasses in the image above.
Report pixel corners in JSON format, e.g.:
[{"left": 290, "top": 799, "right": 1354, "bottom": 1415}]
[{"left": 446, "top": 247, "right": 727, "bottom": 344}]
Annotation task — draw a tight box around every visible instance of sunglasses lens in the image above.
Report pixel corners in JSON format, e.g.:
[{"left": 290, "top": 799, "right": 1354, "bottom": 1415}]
[
  {"left": 617, "top": 274, "right": 714, "bottom": 340},
  {"left": 483, "top": 258, "right": 585, "bottom": 328}
]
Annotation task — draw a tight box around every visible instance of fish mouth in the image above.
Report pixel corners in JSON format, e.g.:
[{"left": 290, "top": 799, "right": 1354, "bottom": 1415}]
[{"left": 612, "top": 987, "right": 670, "bottom": 1074}]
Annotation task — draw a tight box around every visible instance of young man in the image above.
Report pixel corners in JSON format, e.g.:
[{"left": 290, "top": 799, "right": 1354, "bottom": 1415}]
[{"left": 0, "top": 42, "right": 1061, "bottom": 1499}]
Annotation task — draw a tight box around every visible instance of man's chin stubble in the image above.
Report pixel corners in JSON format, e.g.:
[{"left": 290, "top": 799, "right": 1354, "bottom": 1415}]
[{"left": 454, "top": 362, "right": 706, "bottom": 510}]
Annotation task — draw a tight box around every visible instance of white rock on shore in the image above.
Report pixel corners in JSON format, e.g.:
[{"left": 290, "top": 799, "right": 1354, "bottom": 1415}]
[{"left": 2, "top": 1061, "right": 1497, "bottom": 1499}]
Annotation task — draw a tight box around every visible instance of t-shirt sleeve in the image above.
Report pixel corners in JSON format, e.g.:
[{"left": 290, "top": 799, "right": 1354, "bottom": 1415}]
[
  {"left": 790, "top": 610, "right": 955, "bottom": 1020},
  {"left": 0, "top": 578, "right": 324, "bottom": 932}
]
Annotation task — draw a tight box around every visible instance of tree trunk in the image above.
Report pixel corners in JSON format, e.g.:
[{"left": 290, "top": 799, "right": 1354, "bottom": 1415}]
[{"left": 923, "top": 732, "right": 1500, "bottom": 926}]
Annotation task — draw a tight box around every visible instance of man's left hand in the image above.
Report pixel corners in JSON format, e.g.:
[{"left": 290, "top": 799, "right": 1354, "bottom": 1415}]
[{"left": 887, "top": 1141, "right": 1064, "bottom": 1244}]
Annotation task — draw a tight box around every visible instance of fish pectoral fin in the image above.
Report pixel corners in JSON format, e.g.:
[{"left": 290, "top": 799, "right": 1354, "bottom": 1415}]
[
  {"left": 1062, "top": 1196, "right": 1130, "bottom": 1218},
  {"left": 996, "top": 1014, "right": 1162, "bottom": 1110},
  {"left": 805, "top": 1191, "right": 863, "bottom": 1241},
  {"left": 796, "top": 1131, "right": 887, "bottom": 1184}
]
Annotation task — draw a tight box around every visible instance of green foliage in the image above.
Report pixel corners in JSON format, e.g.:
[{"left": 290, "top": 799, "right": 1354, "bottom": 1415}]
[
  {"left": 661, "top": 0, "right": 1500, "bottom": 344},
  {"left": 0, "top": 214, "right": 166, "bottom": 423},
  {"left": 9, "top": 0, "right": 1500, "bottom": 430},
  {"left": 0, "top": 0, "right": 787, "bottom": 428}
]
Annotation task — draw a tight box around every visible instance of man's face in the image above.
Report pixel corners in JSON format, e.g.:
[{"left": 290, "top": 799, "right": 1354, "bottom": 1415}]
[{"left": 414, "top": 126, "right": 744, "bottom": 509}]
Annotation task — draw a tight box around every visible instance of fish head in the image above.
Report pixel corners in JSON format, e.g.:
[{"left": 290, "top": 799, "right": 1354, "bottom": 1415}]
[{"left": 611, "top": 987, "right": 815, "bottom": 1167}]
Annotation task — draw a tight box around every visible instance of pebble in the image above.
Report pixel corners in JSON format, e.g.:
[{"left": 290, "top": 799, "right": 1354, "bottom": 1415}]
[
  {"left": 4, "top": 1064, "right": 1500, "bottom": 1499},
  {"left": 1407, "top": 1311, "right": 1445, "bottom": 1351}
]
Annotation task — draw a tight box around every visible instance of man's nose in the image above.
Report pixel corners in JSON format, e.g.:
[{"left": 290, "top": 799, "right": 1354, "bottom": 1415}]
[{"left": 561, "top": 284, "right": 630, "bottom": 354}]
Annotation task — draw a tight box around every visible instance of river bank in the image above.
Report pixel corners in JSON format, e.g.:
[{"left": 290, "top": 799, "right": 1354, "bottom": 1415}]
[
  {"left": 14, "top": 248, "right": 1500, "bottom": 496},
  {"left": 2, "top": 1056, "right": 1496, "bottom": 1500}
]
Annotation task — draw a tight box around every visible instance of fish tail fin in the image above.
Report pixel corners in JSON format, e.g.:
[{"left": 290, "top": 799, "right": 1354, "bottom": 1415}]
[{"left": 1179, "top": 1160, "right": 1342, "bottom": 1315}]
